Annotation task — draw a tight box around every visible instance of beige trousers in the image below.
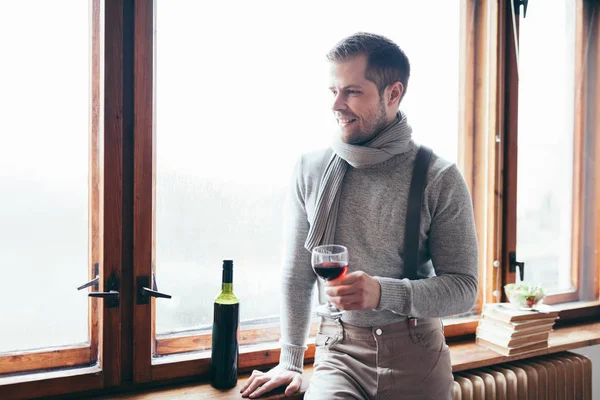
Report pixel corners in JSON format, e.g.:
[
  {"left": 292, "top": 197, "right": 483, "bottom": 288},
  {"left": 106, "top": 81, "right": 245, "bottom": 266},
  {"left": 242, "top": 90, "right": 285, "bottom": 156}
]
[{"left": 305, "top": 317, "right": 453, "bottom": 400}]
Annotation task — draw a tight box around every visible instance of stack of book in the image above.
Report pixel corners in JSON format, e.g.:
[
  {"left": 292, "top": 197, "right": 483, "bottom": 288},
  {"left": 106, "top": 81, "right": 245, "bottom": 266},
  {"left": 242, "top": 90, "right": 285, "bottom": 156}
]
[{"left": 475, "top": 303, "right": 559, "bottom": 356}]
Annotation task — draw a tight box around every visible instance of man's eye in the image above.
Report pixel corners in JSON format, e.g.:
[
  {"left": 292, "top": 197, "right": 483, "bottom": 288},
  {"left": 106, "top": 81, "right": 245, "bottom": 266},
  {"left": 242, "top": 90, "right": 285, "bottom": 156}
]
[
  {"left": 331, "top": 91, "right": 338, "bottom": 96},
  {"left": 348, "top": 90, "right": 360, "bottom": 95}
]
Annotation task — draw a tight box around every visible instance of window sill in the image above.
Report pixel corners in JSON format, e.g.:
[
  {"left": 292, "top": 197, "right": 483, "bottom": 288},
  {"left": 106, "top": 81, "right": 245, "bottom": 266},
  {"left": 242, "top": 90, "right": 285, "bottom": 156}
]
[
  {"left": 95, "top": 318, "right": 600, "bottom": 400},
  {"left": 0, "top": 366, "right": 103, "bottom": 400},
  {"left": 0, "top": 365, "right": 101, "bottom": 386}
]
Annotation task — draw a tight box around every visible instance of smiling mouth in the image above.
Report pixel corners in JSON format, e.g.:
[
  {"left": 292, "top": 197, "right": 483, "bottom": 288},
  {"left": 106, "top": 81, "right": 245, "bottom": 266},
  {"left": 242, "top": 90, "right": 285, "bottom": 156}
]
[{"left": 338, "top": 118, "right": 357, "bottom": 127}]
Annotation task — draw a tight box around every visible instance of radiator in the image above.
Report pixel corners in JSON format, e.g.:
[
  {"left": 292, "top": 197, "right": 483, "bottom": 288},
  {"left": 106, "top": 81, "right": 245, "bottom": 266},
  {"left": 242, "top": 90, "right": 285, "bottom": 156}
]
[{"left": 452, "top": 351, "right": 592, "bottom": 400}]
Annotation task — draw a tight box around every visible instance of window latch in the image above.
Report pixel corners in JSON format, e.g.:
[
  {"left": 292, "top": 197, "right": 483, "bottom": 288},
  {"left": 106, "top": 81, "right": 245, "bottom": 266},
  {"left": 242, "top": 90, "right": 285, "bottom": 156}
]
[
  {"left": 76, "top": 263, "right": 100, "bottom": 291},
  {"left": 137, "top": 274, "right": 172, "bottom": 305},
  {"left": 509, "top": 251, "right": 525, "bottom": 281},
  {"left": 77, "top": 276, "right": 99, "bottom": 291},
  {"left": 77, "top": 268, "right": 120, "bottom": 308}
]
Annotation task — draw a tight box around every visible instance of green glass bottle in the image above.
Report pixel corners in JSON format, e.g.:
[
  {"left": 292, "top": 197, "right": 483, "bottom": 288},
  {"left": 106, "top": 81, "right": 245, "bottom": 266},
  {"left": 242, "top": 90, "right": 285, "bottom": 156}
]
[{"left": 210, "top": 260, "right": 239, "bottom": 389}]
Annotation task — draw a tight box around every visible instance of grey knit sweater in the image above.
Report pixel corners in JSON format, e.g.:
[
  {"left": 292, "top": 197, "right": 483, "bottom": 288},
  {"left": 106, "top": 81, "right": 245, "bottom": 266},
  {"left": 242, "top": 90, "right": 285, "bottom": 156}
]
[{"left": 278, "top": 139, "right": 479, "bottom": 373}]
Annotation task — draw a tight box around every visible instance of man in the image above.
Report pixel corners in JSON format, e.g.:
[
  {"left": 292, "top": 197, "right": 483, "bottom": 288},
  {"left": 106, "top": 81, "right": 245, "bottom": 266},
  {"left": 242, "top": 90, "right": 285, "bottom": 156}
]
[{"left": 241, "top": 32, "right": 478, "bottom": 399}]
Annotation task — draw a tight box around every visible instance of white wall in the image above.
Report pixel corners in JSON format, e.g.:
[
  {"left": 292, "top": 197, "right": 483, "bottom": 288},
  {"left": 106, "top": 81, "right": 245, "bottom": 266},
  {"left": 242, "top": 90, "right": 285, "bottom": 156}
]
[{"left": 572, "top": 344, "right": 600, "bottom": 400}]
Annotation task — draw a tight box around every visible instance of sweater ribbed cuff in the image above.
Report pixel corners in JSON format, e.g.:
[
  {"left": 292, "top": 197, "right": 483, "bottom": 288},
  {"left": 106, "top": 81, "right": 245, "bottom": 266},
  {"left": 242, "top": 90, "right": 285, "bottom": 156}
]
[
  {"left": 279, "top": 343, "right": 306, "bottom": 373},
  {"left": 374, "top": 277, "right": 411, "bottom": 315}
]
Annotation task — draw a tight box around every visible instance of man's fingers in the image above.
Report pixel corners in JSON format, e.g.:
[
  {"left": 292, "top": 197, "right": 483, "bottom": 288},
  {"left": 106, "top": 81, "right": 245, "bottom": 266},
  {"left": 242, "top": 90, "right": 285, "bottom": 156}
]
[
  {"left": 240, "top": 370, "right": 262, "bottom": 393},
  {"left": 240, "top": 373, "right": 257, "bottom": 393},
  {"left": 329, "top": 293, "right": 364, "bottom": 310},
  {"left": 325, "top": 284, "right": 357, "bottom": 297},
  {"left": 285, "top": 374, "right": 303, "bottom": 396},
  {"left": 329, "top": 294, "right": 362, "bottom": 308},
  {"left": 248, "top": 377, "right": 284, "bottom": 399},
  {"left": 241, "top": 375, "right": 269, "bottom": 398},
  {"left": 240, "top": 377, "right": 253, "bottom": 393}
]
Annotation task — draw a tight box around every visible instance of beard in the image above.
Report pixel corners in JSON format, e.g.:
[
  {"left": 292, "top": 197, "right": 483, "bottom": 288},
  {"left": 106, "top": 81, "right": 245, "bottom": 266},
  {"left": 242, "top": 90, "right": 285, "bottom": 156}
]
[{"left": 340, "top": 100, "right": 388, "bottom": 145}]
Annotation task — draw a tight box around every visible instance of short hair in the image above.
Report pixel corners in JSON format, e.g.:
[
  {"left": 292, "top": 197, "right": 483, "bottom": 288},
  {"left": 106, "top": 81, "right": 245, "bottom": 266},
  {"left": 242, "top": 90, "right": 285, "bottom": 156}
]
[{"left": 326, "top": 32, "right": 411, "bottom": 101}]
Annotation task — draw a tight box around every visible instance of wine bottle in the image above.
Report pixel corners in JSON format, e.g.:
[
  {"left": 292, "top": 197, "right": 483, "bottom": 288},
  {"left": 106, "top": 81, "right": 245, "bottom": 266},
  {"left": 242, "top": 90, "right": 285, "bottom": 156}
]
[{"left": 210, "top": 259, "right": 240, "bottom": 389}]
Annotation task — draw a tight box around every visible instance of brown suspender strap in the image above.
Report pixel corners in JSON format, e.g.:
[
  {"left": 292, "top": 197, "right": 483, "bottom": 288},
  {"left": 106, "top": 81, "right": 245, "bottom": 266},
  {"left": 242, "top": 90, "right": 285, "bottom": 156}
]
[{"left": 403, "top": 145, "right": 433, "bottom": 281}]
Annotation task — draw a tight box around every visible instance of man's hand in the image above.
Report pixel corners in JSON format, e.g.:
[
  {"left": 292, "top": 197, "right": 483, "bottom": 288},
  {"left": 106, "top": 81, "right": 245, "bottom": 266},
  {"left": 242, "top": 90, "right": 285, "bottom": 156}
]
[
  {"left": 325, "top": 271, "right": 382, "bottom": 310},
  {"left": 240, "top": 365, "right": 303, "bottom": 398}
]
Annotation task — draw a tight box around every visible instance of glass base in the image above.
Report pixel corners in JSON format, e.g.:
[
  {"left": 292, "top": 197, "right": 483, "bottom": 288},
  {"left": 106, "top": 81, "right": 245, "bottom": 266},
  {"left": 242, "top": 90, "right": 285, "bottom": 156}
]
[{"left": 316, "top": 303, "right": 344, "bottom": 319}]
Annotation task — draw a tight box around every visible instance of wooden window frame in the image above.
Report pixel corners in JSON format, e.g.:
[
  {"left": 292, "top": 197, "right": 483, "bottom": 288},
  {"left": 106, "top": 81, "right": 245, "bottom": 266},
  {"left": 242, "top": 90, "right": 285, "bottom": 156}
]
[
  {"left": 0, "top": 0, "right": 102, "bottom": 378},
  {"left": 502, "top": 0, "right": 600, "bottom": 306},
  {"left": 0, "top": 0, "right": 127, "bottom": 397}
]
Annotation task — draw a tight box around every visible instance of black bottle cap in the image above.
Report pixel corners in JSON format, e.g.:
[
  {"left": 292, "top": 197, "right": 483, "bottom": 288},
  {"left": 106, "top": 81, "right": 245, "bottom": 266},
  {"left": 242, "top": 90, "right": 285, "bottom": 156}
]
[{"left": 222, "top": 260, "right": 233, "bottom": 283}]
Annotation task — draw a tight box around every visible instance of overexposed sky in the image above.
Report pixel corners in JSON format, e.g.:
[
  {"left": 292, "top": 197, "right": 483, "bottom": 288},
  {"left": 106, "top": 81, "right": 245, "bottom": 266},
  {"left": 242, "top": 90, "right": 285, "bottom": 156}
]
[
  {"left": 0, "top": 1, "right": 460, "bottom": 185},
  {"left": 0, "top": 2, "right": 89, "bottom": 186},
  {"left": 155, "top": 0, "right": 460, "bottom": 185}
]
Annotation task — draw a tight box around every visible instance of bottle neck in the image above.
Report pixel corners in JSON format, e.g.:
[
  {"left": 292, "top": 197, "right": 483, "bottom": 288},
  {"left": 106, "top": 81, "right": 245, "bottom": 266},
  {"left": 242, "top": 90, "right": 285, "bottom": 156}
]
[
  {"left": 221, "top": 268, "right": 233, "bottom": 293},
  {"left": 221, "top": 282, "right": 234, "bottom": 293}
]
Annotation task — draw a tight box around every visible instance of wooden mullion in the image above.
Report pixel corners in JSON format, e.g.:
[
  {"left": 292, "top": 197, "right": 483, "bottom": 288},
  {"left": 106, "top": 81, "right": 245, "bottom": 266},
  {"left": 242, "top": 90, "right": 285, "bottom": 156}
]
[
  {"left": 132, "top": 0, "right": 155, "bottom": 384},
  {"left": 121, "top": 0, "right": 136, "bottom": 384},
  {"left": 103, "top": 0, "right": 129, "bottom": 387}
]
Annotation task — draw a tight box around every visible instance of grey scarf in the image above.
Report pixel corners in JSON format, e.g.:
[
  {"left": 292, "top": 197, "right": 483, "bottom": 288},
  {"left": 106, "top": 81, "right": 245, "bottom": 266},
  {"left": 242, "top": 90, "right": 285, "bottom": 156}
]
[{"left": 304, "top": 111, "right": 414, "bottom": 251}]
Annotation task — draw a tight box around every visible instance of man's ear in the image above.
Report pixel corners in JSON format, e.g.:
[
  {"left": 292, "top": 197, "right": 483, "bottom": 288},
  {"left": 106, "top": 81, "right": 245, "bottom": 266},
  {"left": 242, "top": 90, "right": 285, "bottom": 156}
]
[{"left": 387, "top": 82, "right": 404, "bottom": 107}]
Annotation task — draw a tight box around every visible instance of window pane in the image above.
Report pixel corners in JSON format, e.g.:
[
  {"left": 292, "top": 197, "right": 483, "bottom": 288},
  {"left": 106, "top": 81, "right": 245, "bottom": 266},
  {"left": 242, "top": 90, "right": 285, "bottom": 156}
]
[
  {"left": 0, "top": 2, "right": 94, "bottom": 352},
  {"left": 516, "top": 0, "right": 576, "bottom": 292},
  {"left": 155, "top": 0, "right": 460, "bottom": 336}
]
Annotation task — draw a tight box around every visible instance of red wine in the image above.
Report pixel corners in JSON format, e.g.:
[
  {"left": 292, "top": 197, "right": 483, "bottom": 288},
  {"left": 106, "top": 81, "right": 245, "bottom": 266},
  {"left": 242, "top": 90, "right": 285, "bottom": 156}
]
[
  {"left": 314, "top": 262, "right": 348, "bottom": 281},
  {"left": 211, "top": 260, "right": 239, "bottom": 389}
]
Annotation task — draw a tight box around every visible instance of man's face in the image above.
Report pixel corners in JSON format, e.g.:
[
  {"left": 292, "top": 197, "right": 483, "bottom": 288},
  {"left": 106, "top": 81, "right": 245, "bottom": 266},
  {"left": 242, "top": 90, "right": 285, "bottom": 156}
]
[{"left": 329, "top": 55, "right": 389, "bottom": 145}]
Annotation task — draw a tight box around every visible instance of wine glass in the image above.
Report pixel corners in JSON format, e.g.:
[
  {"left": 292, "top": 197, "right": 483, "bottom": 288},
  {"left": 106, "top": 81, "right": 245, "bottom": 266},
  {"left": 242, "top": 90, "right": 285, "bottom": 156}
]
[{"left": 311, "top": 244, "right": 348, "bottom": 318}]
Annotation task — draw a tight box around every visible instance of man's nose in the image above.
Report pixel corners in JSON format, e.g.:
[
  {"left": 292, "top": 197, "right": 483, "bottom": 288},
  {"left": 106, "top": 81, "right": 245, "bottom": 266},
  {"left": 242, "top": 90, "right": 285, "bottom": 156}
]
[{"left": 332, "top": 94, "right": 346, "bottom": 112}]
